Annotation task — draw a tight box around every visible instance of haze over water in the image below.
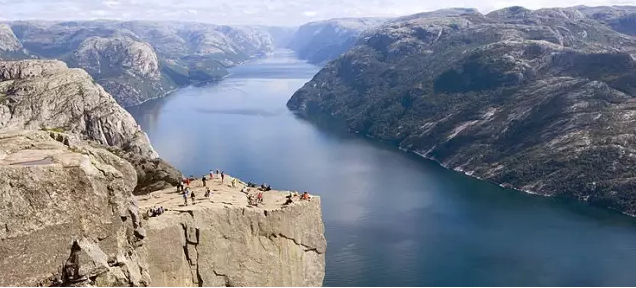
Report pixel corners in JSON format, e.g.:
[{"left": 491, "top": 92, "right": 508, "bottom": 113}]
[{"left": 129, "top": 50, "right": 636, "bottom": 286}]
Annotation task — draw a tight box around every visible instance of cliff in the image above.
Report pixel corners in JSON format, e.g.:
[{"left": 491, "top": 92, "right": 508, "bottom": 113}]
[
  {"left": 0, "top": 59, "right": 181, "bottom": 193},
  {"left": 288, "top": 6, "right": 636, "bottom": 214},
  {"left": 0, "top": 130, "right": 326, "bottom": 286},
  {"left": 0, "top": 59, "right": 156, "bottom": 158},
  {"left": 138, "top": 178, "right": 326, "bottom": 286},
  {"left": 0, "top": 130, "right": 149, "bottom": 286}
]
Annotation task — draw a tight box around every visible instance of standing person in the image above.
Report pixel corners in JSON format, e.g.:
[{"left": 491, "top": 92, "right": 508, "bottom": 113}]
[
  {"left": 221, "top": 171, "right": 225, "bottom": 183},
  {"left": 191, "top": 190, "right": 196, "bottom": 205},
  {"left": 202, "top": 175, "right": 207, "bottom": 187},
  {"left": 183, "top": 188, "right": 189, "bottom": 206},
  {"left": 216, "top": 169, "right": 220, "bottom": 175},
  {"left": 231, "top": 178, "right": 237, "bottom": 188},
  {"left": 209, "top": 169, "right": 214, "bottom": 179},
  {"left": 185, "top": 177, "right": 191, "bottom": 187}
]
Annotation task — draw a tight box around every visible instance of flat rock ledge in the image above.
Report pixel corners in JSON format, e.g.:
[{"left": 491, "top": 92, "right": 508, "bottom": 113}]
[{"left": 137, "top": 177, "right": 326, "bottom": 287}]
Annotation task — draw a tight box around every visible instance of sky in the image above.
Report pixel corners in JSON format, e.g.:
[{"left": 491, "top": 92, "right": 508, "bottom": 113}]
[{"left": 0, "top": 0, "right": 634, "bottom": 26}]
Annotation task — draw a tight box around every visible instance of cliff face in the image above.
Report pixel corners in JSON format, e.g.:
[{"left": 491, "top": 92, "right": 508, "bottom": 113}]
[
  {"left": 138, "top": 179, "right": 326, "bottom": 287},
  {"left": 0, "top": 59, "right": 182, "bottom": 193},
  {"left": 0, "top": 24, "right": 28, "bottom": 59},
  {"left": 0, "top": 131, "right": 327, "bottom": 286},
  {"left": 0, "top": 59, "right": 157, "bottom": 158},
  {"left": 0, "top": 130, "right": 149, "bottom": 286},
  {"left": 68, "top": 36, "right": 167, "bottom": 107},
  {"left": 288, "top": 6, "right": 636, "bottom": 214}
]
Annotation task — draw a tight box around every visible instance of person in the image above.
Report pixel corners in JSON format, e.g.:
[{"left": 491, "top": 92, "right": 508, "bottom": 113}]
[
  {"left": 191, "top": 190, "right": 196, "bottom": 205},
  {"left": 257, "top": 191, "right": 264, "bottom": 204},
  {"left": 185, "top": 177, "right": 191, "bottom": 187},
  {"left": 176, "top": 180, "right": 183, "bottom": 192},
  {"left": 209, "top": 169, "right": 214, "bottom": 179},
  {"left": 231, "top": 178, "right": 237, "bottom": 188},
  {"left": 284, "top": 196, "right": 293, "bottom": 206},
  {"left": 301, "top": 191, "right": 311, "bottom": 200},
  {"left": 202, "top": 175, "right": 207, "bottom": 187},
  {"left": 216, "top": 169, "right": 220, "bottom": 175},
  {"left": 205, "top": 187, "right": 211, "bottom": 197},
  {"left": 221, "top": 171, "right": 225, "bottom": 183},
  {"left": 183, "top": 188, "right": 189, "bottom": 206}
]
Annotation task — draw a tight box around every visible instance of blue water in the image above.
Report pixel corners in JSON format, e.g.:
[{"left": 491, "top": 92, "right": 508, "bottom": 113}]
[{"left": 129, "top": 50, "right": 636, "bottom": 286}]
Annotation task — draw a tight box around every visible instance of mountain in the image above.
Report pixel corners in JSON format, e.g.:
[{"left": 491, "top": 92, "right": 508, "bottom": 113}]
[
  {"left": 0, "top": 24, "right": 29, "bottom": 59},
  {"left": 288, "top": 6, "right": 636, "bottom": 214},
  {"left": 286, "top": 17, "right": 387, "bottom": 64},
  {"left": 0, "top": 59, "right": 180, "bottom": 193},
  {"left": 577, "top": 5, "right": 636, "bottom": 35},
  {"left": 3, "top": 21, "right": 284, "bottom": 106}
]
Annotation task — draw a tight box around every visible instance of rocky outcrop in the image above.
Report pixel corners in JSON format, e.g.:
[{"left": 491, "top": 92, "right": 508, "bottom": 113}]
[
  {"left": 0, "top": 130, "right": 148, "bottom": 286},
  {"left": 0, "top": 59, "right": 157, "bottom": 158},
  {"left": 138, "top": 180, "right": 326, "bottom": 287},
  {"left": 288, "top": 6, "right": 636, "bottom": 214},
  {"left": 286, "top": 18, "right": 387, "bottom": 64},
  {"left": 0, "top": 130, "right": 327, "bottom": 286}
]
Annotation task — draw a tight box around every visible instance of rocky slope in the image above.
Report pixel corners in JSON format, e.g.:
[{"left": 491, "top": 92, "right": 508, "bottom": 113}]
[
  {"left": 0, "top": 130, "right": 327, "bottom": 286},
  {"left": 5, "top": 21, "right": 284, "bottom": 106},
  {"left": 288, "top": 6, "right": 636, "bottom": 214},
  {"left": 286, "top": 18, "right": 387, "bottom": 64},
  {"left": 0, "top": 59, "right": 181, "bottom": 192},
  {"left": 67, "top": 35, "right": 166, "bottom": 107},
  {"left": 0, "top": 24, "right": 28, "bottom": 59},
  {"left": 0, "top": 130, "right": 149, "bottom": 286}
]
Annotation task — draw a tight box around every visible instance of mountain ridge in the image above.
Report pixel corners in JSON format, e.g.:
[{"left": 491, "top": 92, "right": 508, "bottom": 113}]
[{"left": 288, "top": 5, "right": 636, "bottom": 215}]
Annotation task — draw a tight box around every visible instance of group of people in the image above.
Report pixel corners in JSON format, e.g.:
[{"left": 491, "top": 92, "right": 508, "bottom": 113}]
[
  {"left": 284, "top": 191, "right": 311, "bottom": 205},
  {"left": 147, "top": 206, "right": 165, "bottom": 217},
  {"left": 174, "top": 169, "right": 314, "bottom": 207}
]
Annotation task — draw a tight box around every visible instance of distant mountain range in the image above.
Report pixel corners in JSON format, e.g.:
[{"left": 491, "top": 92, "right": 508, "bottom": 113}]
[{"left": 0, "top": 21, "right": 289, "bottom": 106}]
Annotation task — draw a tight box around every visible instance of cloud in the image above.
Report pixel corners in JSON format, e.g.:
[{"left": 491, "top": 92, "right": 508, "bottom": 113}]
[{"left": 0, "top": 0, "right": 633, "bottom": 26}]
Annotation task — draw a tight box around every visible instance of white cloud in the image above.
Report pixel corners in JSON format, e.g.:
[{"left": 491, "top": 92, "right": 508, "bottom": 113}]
[{"left": 0, "top": 0, "right": 633, "bottom": 26}]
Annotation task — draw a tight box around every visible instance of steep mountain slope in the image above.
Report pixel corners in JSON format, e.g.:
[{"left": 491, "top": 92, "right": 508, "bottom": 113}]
[
  {"left": 286, "top": 18, "right": 387, "bottom": 64},
  {"left": 5, "top": 21, "right": 281, "bottom": 106},
  {"left": 288, "top": 6, "right": 636, "bottom": 214},
  {"left": 0, "top": 59, "right": 181, "bottom": 192},
  {"left": 0, "top": 24, "right": 29, "bottom": 59},
  {"left": 66, "top": 35, "right": 166, "bottom": 107}
]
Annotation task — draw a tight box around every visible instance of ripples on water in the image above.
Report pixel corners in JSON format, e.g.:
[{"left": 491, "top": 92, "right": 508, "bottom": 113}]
[{"left": 129, "top": 50, "right": 636, "bottom": 287}]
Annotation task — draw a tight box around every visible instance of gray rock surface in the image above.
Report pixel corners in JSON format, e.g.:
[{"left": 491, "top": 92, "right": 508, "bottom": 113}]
[
  {"left": 0, "top": 130, "right": 149, "bottom": 286},
  {"left": 0, "top": 131, "right": 327, "bottom": 286},
  {"left": 138, "top": 179, "right": 326, "bottom": 287},
  {"left": 288, "top": 6, "right": 636, "bottom": 214},
  {"left": 0, "top": 24, "right": 24, "bottom": 53},
  {"left": 0, "top": 59, "right": 157, "bottom": 158}
]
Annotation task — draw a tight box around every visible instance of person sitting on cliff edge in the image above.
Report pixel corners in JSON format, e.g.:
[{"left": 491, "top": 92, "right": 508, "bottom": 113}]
[{"left": 301, "top": 191, "right": 311, "bottom": 201}]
